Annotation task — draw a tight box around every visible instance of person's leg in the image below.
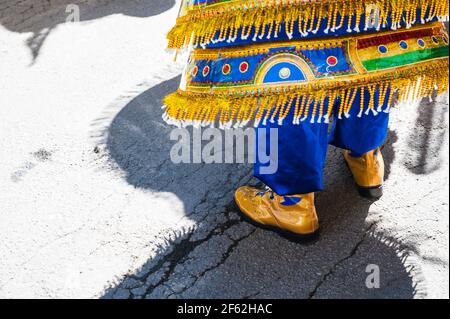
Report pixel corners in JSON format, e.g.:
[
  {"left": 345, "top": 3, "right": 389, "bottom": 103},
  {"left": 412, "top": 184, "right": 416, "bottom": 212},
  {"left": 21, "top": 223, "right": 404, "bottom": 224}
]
[
  {"left": 329, "top": 86, "right": 391, "bottom": 198},
  {"left": 329, "top": 86, "right": 390, "bottom": 156},
  {"left": 235, "top": 97, "right": 330, "bottom": 239},
  {"left": 254, "top": 108, "right": 329, "bottom": 196}
]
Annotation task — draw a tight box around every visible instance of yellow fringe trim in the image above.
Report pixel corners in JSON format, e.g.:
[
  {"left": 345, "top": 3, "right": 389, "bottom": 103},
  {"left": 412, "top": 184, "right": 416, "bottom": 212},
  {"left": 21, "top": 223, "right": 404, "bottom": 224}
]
[
  {"left": 189, "top": 22, "right": 445, "bottom": 60},
  {"left": 168, "top": 0, "right": 450, "bottom": 49},
  {"left": 163, "top": 59, "right": 449, "bottom": 128}
]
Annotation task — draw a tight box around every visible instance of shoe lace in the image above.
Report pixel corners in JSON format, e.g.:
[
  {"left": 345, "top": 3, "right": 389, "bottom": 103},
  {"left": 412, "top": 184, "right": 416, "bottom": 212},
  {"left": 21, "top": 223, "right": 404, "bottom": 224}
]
[{"left": 256, "top": 186, "right": 275, "bottom": 200}]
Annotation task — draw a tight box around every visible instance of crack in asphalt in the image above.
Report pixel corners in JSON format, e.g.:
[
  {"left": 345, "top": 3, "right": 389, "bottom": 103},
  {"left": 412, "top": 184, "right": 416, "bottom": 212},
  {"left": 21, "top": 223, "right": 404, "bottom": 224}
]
[
  {"left": 141, "top": 217, "right": 243, "bottom": 297},
  {"left": 308, "top": 222, "right": 377, "bottom": 299},
  {"left": 243, "top": 291, "right": 261, "bottom": 299},
  {"left": 122, "top": 201, "right": 246, "bottom": 298},
  {"left": 169, "top": 228, "right": 257, "bottom": 298},
  {"left": 142, "top": 174, "right": 255, "bottom": 298},
  {"left": 115, "top": 166, "right": 254, "bottom": 298}
]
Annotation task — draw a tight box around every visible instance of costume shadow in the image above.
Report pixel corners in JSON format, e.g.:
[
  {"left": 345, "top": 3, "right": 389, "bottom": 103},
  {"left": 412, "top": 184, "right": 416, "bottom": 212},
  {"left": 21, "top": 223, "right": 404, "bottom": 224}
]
[
  {"left": 0, "top": 0, "right": 175, "bottom": 62},
  {"left": 404, "top": 96, "right": 448, "bottom": 175},
  {"left": 405, "top": 22, "right": 450, "bottom": 175},
  {"left": 98, "top": 76, "right": 422, "bottom": 299}
]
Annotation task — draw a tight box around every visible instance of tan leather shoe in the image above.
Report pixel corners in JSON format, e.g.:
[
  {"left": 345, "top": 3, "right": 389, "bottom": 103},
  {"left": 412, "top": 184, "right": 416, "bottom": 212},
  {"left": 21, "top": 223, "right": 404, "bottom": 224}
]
[
  {"left": 234, "top": 186, "right": 319, "bottom": 240},
  {"left": 343, "top": 148, "right": 384, "bottom": 199}
]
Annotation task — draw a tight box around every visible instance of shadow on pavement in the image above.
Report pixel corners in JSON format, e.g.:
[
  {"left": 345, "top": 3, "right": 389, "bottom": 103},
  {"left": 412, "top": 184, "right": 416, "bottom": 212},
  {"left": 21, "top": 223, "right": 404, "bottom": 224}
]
[
  {"left": 404, "top": 96, "right": 448, "bottom": 175},
  {"left": 96, "top": 76, "right": 423, "bottom": 299},
  {"left": 0, "top": 0, "right": 175, "bottom": 62}
]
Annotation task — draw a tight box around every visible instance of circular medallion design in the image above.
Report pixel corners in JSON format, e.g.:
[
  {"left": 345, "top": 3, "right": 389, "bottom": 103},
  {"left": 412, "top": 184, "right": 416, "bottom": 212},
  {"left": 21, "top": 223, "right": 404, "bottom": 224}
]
[
  {"left": 417, "top": 39, "right": 426, "bottom": 48},
  {"left": 443, "top": 36, "right": 449, "bottom": 45},
  {"left": 279, "top": 67, "right": 291, "bottom": 79},
  {"left": 191, "top": 66, "right": 199, "bottom": 77},
  {"left": 326, "top": 56, "right": 338, "bottom": 66},
  {"left": 431, "top": 36, "right": 439, "bottom": 44},
  {"left": 378, "top": 45, "right": 388, "bottom": 54},
  {"left": 202, "top": 65, "right": 210, "bottom": 77},
  {"left": 399, "top": 40, "right": 408, "bottom": 50},
  {"left": 239, "top": 61, "right": 249, "bottom": 73},
  {"left": 222, "top": 64, "right": 231, "bottom": 75}
]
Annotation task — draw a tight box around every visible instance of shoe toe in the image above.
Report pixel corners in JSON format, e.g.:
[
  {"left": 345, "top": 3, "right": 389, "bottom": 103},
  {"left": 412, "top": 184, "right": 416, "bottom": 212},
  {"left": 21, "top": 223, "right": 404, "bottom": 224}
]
[{"left": 234, "top": 186, "right": 257, "bottom": 214}]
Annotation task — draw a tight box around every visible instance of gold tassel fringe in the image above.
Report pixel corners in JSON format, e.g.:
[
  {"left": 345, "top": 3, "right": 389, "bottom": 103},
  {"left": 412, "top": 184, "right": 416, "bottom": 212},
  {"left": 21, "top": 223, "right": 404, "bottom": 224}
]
[
  {"left": 168, "top": 0, "right": 450, "bottom": 49},
  {"left": 163, "top": 59, "right": 449, "bottom": 128}
]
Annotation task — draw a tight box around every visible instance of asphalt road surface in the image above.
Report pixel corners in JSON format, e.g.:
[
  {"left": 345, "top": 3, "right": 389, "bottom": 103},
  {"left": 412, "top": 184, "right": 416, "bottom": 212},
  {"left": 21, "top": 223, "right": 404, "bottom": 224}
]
[{"left": 0, "top": 0, "right": 448, "bottom": 299}]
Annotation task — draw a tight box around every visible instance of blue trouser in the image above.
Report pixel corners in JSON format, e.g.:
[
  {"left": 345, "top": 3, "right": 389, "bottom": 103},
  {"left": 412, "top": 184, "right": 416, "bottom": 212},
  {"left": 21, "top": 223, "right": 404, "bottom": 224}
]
[{"left": 254, "top": 89, "right": 390, "bottom": 196}]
